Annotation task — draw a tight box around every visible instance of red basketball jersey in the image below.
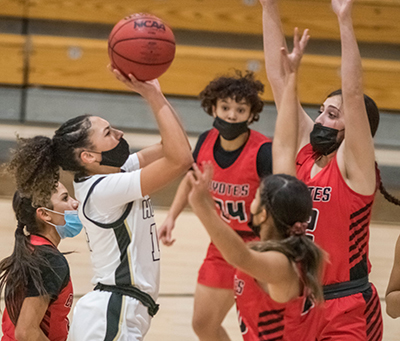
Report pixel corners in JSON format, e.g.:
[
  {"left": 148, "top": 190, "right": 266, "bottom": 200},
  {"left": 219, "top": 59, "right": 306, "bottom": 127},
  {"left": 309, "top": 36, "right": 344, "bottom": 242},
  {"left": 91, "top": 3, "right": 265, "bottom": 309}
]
[
  {"left": 296, "top": 144, "right": 378, "bottom": 285},
  {"left": 235, "top": 270, "right": 321, "bottom": 341},
  {"left": 1, "top": 235, "right": 73, "bottom": 341},
  {"left": 196, "top": 128, "right": 271, "bottom": 233}
]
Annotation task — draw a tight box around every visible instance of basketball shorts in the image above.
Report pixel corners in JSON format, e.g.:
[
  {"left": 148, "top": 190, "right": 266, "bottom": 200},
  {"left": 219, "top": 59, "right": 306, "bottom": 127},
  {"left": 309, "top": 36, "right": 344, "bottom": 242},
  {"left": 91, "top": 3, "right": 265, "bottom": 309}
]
[
  {"left": 317, "top": 283, "right": 383, "bottom": 341},
  {"left": 68, "top": 290, "right": 152, "bottom": 341},
  {"left": 198, "top": 235, "right": 257, "bottom": 289}
]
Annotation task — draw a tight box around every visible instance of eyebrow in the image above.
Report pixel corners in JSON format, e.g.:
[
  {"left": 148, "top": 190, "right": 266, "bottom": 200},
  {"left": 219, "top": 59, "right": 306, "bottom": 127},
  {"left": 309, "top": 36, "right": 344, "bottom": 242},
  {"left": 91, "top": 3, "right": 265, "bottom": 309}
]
[{"left": 327, "top": 105, "right": 340, "bottom": 112}]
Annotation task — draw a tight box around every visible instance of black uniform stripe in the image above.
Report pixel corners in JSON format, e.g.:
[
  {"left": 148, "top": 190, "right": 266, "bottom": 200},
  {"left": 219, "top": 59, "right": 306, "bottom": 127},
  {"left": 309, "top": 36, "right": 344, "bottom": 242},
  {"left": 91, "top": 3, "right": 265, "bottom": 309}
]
[
  {"left": 258, "top": 308, "right": 285, "bottom": 340},
  {"left": 104, "top": 293, "right": 123, "bottom": 341},
  {"left": 114, "top": 220, "right": 133, "bottom": 286},
  {"left": 363, "top": 289, "right": 383, "bottom": 341},
  {"left": 258, "top": 316, "right": 284, "bottom": 327},
  {"left": 350, "top": 202, "right": 373, "bottom": 220},
  {"left": 259, "top": 308, "right": 285, "bottom": 317}
]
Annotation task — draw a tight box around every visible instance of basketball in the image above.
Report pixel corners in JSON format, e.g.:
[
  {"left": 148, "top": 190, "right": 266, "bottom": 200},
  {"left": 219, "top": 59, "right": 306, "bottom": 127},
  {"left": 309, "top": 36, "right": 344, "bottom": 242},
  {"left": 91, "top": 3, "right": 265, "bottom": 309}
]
[{"left": 108, "top": 13, "right": 176, "bottom": 81}]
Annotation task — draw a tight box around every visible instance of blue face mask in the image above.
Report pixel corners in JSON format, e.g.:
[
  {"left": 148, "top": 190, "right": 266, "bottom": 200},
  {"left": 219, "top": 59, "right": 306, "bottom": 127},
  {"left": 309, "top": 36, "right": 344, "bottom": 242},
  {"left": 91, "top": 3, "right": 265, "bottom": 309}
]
[{"left": 44, "top": 209, "right": 83, "bottom": 239}]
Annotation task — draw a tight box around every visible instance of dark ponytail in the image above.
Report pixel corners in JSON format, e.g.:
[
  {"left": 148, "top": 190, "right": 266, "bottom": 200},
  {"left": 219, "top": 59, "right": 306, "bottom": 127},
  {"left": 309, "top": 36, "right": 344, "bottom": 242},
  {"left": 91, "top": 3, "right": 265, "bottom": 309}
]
[
  {"left": 0, "top": 192, "right": 51, "bottom": 324},
  {"left": 250, "top": 174, "right": 324, "bottom": 302}
]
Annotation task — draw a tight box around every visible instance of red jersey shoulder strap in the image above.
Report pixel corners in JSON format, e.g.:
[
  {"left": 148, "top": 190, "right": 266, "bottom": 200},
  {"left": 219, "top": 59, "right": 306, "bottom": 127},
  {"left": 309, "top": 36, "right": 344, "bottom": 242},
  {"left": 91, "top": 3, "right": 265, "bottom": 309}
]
[{"left": 30, "top": 234, "right": 55, "bottom": 247}]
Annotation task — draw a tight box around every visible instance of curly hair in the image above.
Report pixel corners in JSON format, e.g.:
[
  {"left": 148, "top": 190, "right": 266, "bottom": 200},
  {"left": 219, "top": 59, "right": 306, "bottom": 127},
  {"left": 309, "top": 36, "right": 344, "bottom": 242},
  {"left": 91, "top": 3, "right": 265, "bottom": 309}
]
[
  {"left": 199, "top": 70, "right": 264, "bottom": 123},
  {"left": 7, "top": 136, "right": 59, "bottom": 207},
  {"left": 6, "top": 114, "right": 93, "bottom": 206}
]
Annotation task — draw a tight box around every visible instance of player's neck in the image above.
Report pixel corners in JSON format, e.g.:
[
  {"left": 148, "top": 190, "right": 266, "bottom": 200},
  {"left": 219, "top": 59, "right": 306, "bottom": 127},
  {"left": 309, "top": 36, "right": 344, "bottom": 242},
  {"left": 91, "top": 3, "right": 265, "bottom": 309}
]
[{"left": 219, "top": 131, "right": 249, "bottom": 151}]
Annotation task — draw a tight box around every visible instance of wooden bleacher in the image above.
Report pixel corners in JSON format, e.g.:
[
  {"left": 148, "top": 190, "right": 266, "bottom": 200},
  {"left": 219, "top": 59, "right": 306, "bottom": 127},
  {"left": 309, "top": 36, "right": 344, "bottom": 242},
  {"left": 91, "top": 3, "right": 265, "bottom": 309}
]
[
  {"left": 0, "top": 34, "right": 25, "bottom": 85},
  {"left": 0, "top": 1, "right": 400, "bottom": 112},
  {"left": 0, "top": 34, "right": 391, "bottom": 112},
  {"left": 1, "top": 0, "right": 399, "bottom": 44}
]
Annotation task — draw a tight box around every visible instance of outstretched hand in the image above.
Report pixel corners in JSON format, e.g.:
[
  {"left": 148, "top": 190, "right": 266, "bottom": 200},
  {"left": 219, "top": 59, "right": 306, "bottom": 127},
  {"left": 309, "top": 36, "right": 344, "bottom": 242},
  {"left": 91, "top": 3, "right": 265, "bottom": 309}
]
[
  {"left": 280, "top": 27, "right": 309, "bottom": 76},
  {"left": 331, "top": 0, "right": 354, "bottom": 20},
  {"left": 187, "top": 162, "right": 215, "bottom": 210},
  {"left": 107, "top": 64, "right": 162, "bottom": 97}
]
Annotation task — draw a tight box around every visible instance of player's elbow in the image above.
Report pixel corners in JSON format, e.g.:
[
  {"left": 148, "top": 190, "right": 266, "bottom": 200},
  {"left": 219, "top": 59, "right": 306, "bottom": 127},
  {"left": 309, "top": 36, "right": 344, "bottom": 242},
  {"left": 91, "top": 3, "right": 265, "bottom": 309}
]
[
  {"left": 14, "top": 326, "right": 32, "bottom": 341},
  {"left": 176, "top": 153, "right": 193, "bottom": 172},
  {"left": 386, "top": 293, "right": 400, "bottom": 319}
]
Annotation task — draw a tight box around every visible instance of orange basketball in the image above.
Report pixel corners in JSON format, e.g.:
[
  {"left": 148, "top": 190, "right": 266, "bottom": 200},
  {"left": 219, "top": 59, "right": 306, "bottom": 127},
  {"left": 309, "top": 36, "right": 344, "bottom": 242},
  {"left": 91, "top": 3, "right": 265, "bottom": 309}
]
[{"left": 108, "top": 14, "right": 176, "bottom": 81}]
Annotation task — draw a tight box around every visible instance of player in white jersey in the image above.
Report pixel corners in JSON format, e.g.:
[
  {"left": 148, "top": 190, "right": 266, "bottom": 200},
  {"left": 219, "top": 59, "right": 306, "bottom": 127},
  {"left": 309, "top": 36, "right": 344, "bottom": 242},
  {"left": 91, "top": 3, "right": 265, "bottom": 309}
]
[{"left": 9, "top": 69, "right": 193, "bottom": 341}]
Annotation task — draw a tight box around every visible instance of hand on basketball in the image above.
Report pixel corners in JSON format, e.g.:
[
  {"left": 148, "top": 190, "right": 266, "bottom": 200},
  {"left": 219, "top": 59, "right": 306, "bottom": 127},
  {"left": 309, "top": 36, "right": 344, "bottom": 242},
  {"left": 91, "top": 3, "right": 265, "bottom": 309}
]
[
  {"left": 280, "top": 27, "right": 309, "bottom": 75},
  {"left": 108, "top": 65, "right": 162, "bottom": 97},
  {"left": 187, "top": 162, "right": 215, "bottom": 210}
]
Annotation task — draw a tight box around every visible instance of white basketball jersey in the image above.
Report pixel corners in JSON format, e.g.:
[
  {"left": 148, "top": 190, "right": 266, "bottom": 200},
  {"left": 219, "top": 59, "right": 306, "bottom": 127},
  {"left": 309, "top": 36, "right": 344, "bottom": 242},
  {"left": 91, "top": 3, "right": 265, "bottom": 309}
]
[{"left": 74, "top": 154, "right": 160, "bottom": 301}]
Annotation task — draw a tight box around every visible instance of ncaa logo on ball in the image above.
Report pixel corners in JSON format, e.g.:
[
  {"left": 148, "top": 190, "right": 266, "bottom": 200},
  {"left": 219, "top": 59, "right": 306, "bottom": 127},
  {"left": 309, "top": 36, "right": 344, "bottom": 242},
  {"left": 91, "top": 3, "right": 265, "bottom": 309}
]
[{"left": 134, "top": 20, "right": 166, "bottom": 32}]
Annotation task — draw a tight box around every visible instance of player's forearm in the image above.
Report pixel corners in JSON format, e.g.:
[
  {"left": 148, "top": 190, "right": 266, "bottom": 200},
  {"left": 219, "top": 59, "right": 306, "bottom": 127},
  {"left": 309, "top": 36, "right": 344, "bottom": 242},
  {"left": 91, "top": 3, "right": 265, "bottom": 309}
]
[
  {"left": 145, "top": 92, "right": 193, "bottom": 168},
  {"left": 338, "top": 15, "right": 363, "bottom": 98},
  {"left": 192, "top": 199, "right": 250, "bottom": 267},
  {"left": 167, "top": 175, "right": 191, "bottom": 220},
  {"left": 273, "top": 72, "right": 298, "bottom": 176},
  {"left": 261, "top": 1, "right": 287, "bottom": 105}
]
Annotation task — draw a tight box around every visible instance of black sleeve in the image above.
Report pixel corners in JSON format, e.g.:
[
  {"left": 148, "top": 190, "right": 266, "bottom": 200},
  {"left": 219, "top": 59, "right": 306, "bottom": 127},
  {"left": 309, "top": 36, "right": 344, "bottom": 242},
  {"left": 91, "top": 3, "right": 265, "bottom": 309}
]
[
  {"left": 192, "top": 130, "right": 211, "bottom": 163},
  {"left": 256, "top": 142, "right": 273, "bottom": 178},
  {"left": 26, "top": 246, "right": 70, "bottom": 300}
]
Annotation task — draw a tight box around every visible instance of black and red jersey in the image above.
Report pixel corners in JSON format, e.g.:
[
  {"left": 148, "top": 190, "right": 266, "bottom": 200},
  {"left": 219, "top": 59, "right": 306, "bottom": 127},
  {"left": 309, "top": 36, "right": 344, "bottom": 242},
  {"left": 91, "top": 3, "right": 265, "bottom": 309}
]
[
  {"left": 1, "top": 235, "right": 73, "bottom": 341},
  {"left": 235, "top": 270, "right": 321, "bottom": 341},
  {"left": 296, "top": 144, "right": 378, "bottom": 285},
  {"left": 196, "top": 128, "right": 271, "bottom": 234}
]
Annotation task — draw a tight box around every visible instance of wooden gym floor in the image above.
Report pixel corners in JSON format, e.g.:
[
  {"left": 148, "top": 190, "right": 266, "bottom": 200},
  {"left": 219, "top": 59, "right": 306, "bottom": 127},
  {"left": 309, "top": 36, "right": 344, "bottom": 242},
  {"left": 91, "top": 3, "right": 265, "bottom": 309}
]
[{"left": 0, "top": 204, "right": 400, "bottom": 340}]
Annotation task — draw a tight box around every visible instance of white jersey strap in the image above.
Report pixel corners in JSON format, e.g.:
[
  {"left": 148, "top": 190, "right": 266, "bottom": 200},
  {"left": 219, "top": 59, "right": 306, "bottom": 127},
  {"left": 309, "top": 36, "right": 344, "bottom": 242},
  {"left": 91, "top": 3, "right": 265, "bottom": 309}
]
[{"left": 82, "top": 176, "right": 133, "bottom": 229}]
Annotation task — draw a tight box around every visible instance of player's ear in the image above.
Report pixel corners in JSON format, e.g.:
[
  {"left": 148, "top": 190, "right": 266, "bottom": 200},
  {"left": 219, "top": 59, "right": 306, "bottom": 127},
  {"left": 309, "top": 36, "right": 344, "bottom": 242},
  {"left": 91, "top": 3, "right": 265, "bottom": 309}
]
[
  {"left": 212, "top": 105, "right": 217, "bottom": 118},
  {"left": 248, "top": 113, "right": 254, "bottom": 124},
  {"left": 80, "top": 150, "right": 98, "bottom": 165},
  {"left": 36, "top": 207, "right": 51, "bottom": 224}
]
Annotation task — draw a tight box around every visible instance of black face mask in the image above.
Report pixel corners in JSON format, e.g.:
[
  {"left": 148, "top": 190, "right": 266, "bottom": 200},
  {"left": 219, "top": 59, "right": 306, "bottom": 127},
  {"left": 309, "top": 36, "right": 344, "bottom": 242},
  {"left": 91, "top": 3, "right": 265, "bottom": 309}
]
[
  {"left": 99, "top": 138, "right": 130, "bottom": 168},
  {"left": 309, "top": 124, "right": 343, "bottom": 156},
  {"left": 213, "top": 116, "right": 249, "bottom": 141},
  {"left": 247, "top": 212, "right": 263, "bottom": 238}
]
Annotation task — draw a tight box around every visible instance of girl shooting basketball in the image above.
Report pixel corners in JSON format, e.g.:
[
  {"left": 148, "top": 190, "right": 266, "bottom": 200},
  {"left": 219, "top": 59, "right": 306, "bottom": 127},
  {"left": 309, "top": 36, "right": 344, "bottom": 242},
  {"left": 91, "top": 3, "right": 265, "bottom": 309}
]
[{"left": 5, "top": 70, "right": 192, "bottom": 341}]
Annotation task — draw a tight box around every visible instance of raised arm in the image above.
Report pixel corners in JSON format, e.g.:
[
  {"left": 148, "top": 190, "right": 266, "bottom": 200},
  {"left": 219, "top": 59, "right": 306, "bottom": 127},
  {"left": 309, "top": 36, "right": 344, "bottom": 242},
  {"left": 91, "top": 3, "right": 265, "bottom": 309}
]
[
  {"left": 273, "top": 28, "right": 309, "bottom": 176},
  {"left": 187, "top": 162, "right": 295, "bottom": 287},
  {"left": 111, "top": 68, "right": 193, "bottom": 196},
  {"left": 333, "top": 0, "right": 376, "bottom": 194},
  {"left": 260, "top": 0, "right": 313, "bottom": 149}
]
